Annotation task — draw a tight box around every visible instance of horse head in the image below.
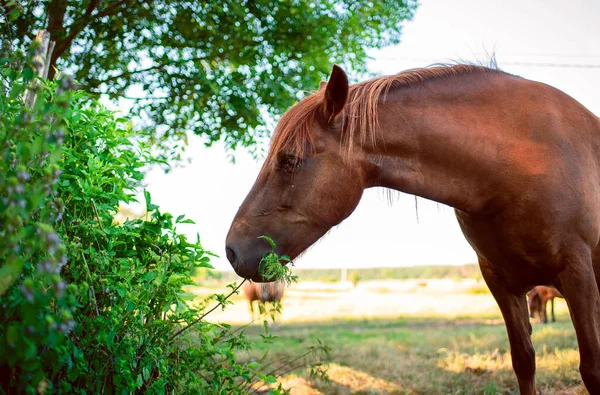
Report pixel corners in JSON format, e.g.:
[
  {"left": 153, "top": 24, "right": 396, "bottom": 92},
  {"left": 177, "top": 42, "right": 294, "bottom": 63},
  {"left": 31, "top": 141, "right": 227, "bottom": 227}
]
[{"left": 226, "top": 65, "right": 367, "bottom": 281}]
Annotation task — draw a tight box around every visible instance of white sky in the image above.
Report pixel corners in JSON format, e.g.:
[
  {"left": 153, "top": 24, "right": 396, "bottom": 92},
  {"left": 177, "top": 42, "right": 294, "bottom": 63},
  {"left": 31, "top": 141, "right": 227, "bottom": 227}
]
[{"left": 137, "top": 0, "right": 600, "bottom": 271}]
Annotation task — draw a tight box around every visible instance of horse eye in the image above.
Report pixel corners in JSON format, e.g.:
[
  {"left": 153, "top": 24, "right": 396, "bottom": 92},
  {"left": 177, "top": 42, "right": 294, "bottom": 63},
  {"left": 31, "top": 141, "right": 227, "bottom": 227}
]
[{"left": 278, "top": 154, "right": 302, "bottom": 173}]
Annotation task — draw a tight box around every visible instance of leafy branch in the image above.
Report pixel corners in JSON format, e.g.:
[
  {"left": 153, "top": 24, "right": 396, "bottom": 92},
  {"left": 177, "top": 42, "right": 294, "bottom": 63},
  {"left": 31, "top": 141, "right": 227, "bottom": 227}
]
[
  {"left": 257, "top": 235, "right": 298, "bottom": 285},
  {"left": 170, "top": 235, "right": 294, "bottom": 342},
  {"left": 240, "top": 342, "right": 331, "bottom": 394}
]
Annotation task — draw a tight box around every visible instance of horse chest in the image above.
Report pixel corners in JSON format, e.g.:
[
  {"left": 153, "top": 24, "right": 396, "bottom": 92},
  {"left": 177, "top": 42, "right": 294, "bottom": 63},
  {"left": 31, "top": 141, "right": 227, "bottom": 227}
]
[{"left": 454, "top": 209, "right": 565, "bottom": 289}]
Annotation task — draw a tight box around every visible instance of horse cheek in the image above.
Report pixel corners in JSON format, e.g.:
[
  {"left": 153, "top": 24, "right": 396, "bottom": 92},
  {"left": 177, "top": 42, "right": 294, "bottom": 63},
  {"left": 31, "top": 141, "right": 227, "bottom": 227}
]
[{"left": 319, "top": 172, "right": 363, "bottom": 226}]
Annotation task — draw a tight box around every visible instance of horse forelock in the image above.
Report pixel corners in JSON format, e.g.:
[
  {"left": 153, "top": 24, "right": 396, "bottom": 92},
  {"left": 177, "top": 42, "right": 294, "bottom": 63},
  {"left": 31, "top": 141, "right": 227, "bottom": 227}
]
[
  {"left": 263, "top": 64, "right": 501, "bottom": 171},
  {"left": 263, "top": 92, "right": 323, "bottom": 172}
]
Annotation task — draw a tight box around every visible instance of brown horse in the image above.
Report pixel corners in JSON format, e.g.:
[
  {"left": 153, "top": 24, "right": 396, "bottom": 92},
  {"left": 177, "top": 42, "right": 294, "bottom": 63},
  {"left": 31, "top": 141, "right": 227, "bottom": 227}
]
[
  {"left": 226, "top": 63, "right": 600, "bottom": 393},
  {"left": 527, "top": 290, "right": 543, "bottom": 320},
  {"left": 243, "top": 281, "right": 285, "bottom": 319},
  {"left": 528, "top": 285, "right": 564, "bottom": 324}
]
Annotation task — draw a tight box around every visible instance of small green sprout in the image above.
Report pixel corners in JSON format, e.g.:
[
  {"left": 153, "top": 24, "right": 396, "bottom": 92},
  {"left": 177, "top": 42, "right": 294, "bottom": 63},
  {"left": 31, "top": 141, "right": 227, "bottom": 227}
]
[{"left": 257, "top": 235, "right": 298, "bottom": 285}]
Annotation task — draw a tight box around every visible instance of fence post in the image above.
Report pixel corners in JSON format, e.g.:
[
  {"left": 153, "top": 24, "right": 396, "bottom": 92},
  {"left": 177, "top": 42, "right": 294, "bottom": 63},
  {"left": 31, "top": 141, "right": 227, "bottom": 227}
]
[{"left": 24, "top": 30, "right": 55, "bottom": 108}]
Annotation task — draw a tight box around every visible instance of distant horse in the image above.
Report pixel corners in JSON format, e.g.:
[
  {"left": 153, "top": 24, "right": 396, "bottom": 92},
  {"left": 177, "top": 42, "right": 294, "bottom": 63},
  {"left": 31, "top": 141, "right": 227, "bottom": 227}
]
[
  {"left": 243, "top": 281, "right": 284, "bottom": 320},
  {"left": 527, "top": 290, "right": 543, "bottom": 320},
  {"left": 226, "top": 63, "right": 600, "bottom": 393},
  {"left": 527, "top": 285, "right": 564, "bottom": 323}
]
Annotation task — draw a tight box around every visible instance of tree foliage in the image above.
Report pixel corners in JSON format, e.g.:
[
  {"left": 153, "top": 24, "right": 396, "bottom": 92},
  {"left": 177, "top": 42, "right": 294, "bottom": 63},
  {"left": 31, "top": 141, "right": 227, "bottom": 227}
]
[{"left": 1, "top": 0, "right": 417, "bottom": 154}]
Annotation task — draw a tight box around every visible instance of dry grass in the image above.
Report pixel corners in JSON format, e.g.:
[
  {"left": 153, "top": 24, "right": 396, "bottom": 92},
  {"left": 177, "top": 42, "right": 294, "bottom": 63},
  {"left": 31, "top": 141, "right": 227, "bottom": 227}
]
[{"left": 191, "top": 279, "right": 585, "bottom": 394}]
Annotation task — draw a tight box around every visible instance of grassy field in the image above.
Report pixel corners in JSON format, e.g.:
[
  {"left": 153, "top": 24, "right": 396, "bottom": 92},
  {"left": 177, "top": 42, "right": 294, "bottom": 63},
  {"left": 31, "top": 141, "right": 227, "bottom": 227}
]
[
  {"left": 191, "top": 274, "right": 585, "bottom": 394},
  {"left": 240, "top": 315, "right": 583, "bottom": 394}
]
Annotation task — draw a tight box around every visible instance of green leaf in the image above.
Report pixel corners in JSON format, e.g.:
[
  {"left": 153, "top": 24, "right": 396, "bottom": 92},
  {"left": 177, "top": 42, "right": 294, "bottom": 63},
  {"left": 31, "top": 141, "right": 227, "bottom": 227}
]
[
  {"left": 258, "top": 235, "right": 276, "bottom": 250},
  {"left": 9, "top": 8, "right": 20, "bottom": 22},
  {"left": 115, "top": 287, "right": 126, "bottom": 298},
  {"left": 144, "top": 189, "right": 158, "bottom": 211},
  {"left": 6, "top": 325, "right": 18, "bottom": 346},
  {"left": 142, "top": 366, "right": 150, "bottom": 381},
  {"left": 22, "top": 67, "right": 34, "bottom": 82},
  {"left": 197, "top": 261, "right": 213, "bottom": 269},
  {"left": 167, "top": 274, "right": 186, "bottom": 285}
]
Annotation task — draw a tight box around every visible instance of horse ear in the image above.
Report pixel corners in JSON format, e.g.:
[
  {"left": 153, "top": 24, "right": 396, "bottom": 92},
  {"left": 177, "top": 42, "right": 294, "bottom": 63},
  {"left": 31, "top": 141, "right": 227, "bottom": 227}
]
[
  {"left": 319, "top": 81, "right": 327, "bottom": 91},
  {"left": 323, "top": 64, "right": 348, "bottom": 121}
]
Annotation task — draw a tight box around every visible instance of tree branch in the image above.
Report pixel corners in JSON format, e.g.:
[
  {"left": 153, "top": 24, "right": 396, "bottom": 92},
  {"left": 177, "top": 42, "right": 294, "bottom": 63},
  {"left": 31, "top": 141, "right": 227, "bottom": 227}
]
[
  {"left": 60, "top": 0, "right": 100, "bottom": 44},
  {"left": 96, "top": 0, "right": 130, "bottom": 19},
  {"left": 95, "top": 56, "right": 209, "bottom": 85},
  {"left": 47, "top": 0, "right": 131, "bottom": 79},
  {"left": 46, "top": 0, "right": 67, "bottom": 39},
  {"left": 1, "top": 0, "right": 40, "bottom": 43},
  {"left": 45, "top": 0, "right": 67, "bottom": 79}
]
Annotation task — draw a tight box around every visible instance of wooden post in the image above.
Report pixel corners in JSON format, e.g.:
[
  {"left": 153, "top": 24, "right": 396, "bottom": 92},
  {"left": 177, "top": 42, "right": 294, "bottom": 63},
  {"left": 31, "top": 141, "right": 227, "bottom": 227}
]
[
  {"left": 24, "top": 30, "right": 56, "bottom": 108},
  {"left": 0, "top": 31, "right": 57, "bottom": 296},
  {"left": 0, "top": 30, "right": 57, "bottom": 297}
]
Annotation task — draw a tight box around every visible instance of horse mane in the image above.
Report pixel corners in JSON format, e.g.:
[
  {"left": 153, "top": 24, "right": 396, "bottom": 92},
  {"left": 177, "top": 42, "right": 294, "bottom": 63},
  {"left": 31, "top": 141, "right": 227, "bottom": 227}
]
[{"left": 264, "top": 64, "right": 501, "bottom": 170}]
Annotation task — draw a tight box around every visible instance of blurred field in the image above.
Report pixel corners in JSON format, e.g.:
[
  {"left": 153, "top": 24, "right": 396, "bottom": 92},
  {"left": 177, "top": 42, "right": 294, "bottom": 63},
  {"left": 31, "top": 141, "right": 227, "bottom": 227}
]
[
  {"left": 216, "top": 265, "right": 484, "bottom": 283},
  {"left": 190, "top": 272, "right": 585, "bottom": 394}
]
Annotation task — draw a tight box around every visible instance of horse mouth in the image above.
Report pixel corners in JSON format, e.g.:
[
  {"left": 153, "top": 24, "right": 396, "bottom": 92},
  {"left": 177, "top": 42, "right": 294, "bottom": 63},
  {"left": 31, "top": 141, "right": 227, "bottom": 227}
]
[
  {"left": 249, "top": 272, "right": 277, "bottom": 283},
  {"left": 230, "top": 260, "right": 273, "bottom": 283}
]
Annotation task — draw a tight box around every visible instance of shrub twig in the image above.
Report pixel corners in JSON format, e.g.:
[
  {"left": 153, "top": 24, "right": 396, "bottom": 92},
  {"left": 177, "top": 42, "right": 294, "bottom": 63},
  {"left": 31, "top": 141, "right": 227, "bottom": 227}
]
[
  {"left": 168, "top": 279, "right": 247, "bottom": 342},
  {"left": 90, "top": 198, "right": 104, "bottom": 232},
  {"left": 80, "top": 252, "right": 99, "bottom": 317}
]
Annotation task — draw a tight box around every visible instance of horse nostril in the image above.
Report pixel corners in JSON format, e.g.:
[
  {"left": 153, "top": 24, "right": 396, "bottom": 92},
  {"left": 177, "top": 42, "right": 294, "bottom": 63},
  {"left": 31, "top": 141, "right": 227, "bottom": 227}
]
[{"left": 226, "top": 246, "right": 237, "bottom": 264}]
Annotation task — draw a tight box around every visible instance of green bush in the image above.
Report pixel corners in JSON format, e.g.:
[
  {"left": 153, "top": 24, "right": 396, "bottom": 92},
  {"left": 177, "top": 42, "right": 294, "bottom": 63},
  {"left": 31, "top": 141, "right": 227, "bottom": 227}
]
[
  {"left": 0, "top": 50, "right": 75, "bottom": 392},
  {"left": 0, "top": 53, "right": 326, "bottom": 394}
]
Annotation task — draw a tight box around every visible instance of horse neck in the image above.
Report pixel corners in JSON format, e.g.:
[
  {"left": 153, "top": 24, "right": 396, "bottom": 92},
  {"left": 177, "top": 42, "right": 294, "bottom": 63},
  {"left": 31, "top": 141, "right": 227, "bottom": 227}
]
[{"left": 359, "top": 74, "right": 508, "bottom": 213}]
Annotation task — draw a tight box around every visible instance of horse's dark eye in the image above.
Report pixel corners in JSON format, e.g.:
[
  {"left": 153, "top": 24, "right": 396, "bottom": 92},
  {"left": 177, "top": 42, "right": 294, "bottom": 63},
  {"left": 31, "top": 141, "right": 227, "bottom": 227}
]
[{"left": 278, "top": 154, "right": 302, "bottom": 173}]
